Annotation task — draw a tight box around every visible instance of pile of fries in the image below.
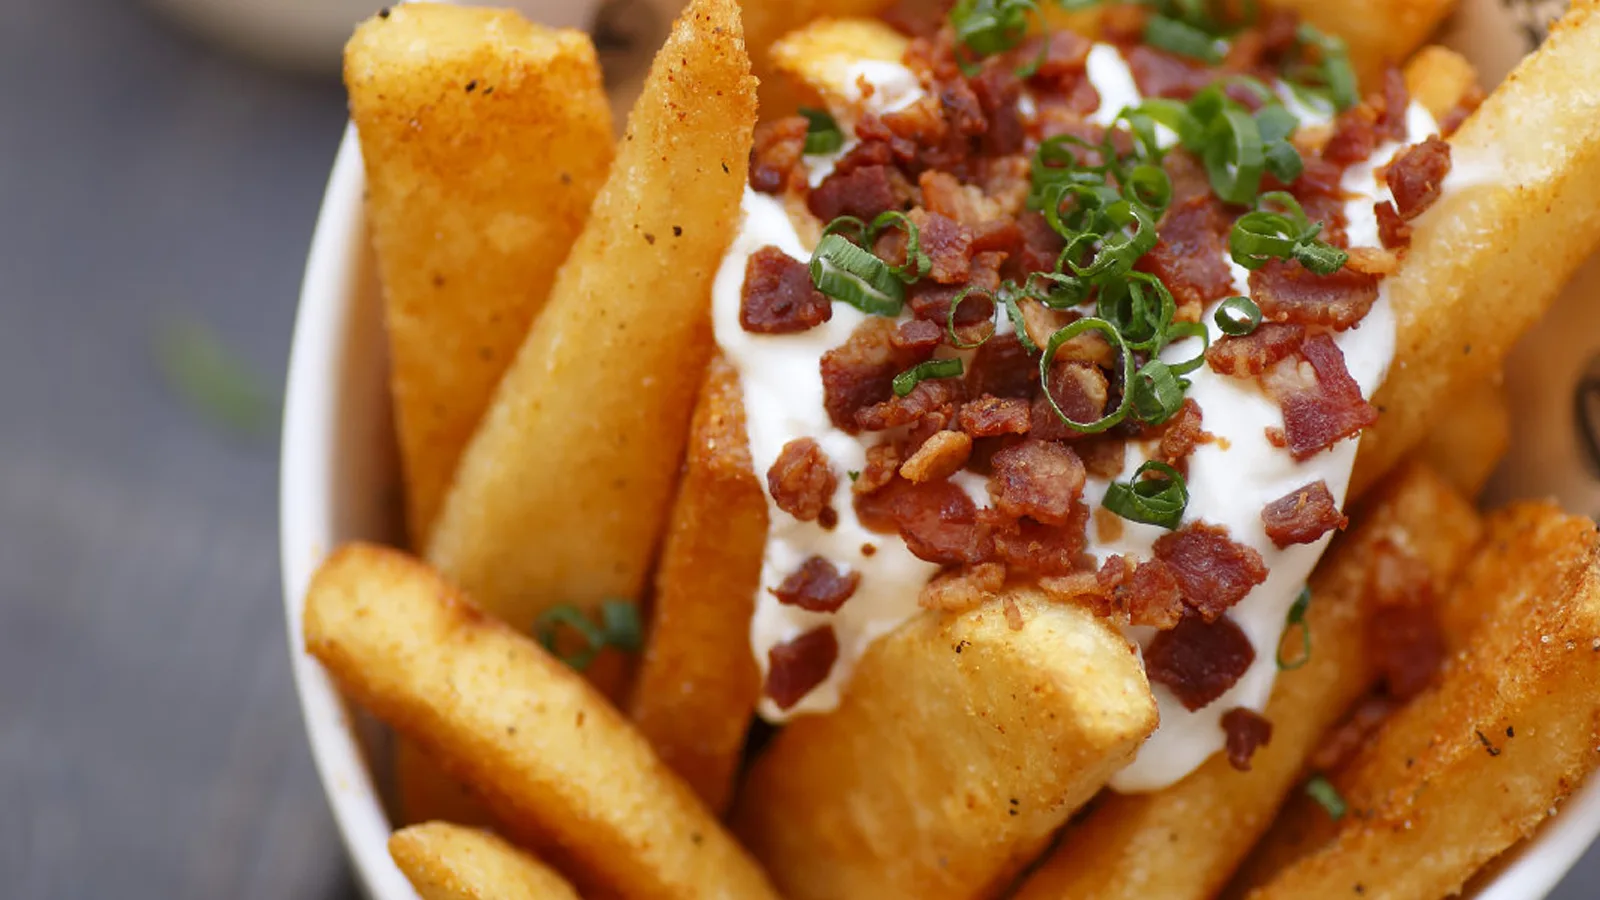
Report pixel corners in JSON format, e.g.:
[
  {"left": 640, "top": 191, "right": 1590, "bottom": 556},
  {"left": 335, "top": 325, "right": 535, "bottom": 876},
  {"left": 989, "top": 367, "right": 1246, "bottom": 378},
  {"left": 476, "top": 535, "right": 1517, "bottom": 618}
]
[{"left": 303, "top": 0, "right": 1600, "bottom": 897}]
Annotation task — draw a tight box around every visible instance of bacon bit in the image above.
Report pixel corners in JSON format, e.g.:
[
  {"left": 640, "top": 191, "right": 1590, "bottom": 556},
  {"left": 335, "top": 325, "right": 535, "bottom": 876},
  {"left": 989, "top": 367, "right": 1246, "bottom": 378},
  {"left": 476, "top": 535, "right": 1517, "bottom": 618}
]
[
  {"left": 1439, "top": 85, "right": 1485, "bottom": 137},
  {"left": 1137, "top": 196, "right": 1235, "bottom": 319},
  {"left": 1012, "top": 211, "right": 1066, "bottom": 275},
  {"left": 1154, "top": 522, "right": 1269, "bottom": 620},
  {"left": 971, "top": 63, "right": 1025, "bottom": 156},
  {"left": 1017, "top": 299, "right": 1074, "bottom": 352},
  {"left": 768, "top": 438, "right": 838, "bottom": 524},
  {"left": 1375, "top": 200, "right": 1412, "bottom": 250},
  {"left": 901, "top": 430, "right": 974, "bottom": 483},
  {"left": 854, "top": 442, "right": 901, "bottom": 496},
  {"left": 1344, "top": 246, "right": 1399, "bottom": 277},
  {"left": 921, "top": 170, "right": 1001, "bottom": 228},
  {"left": 1125, "top": 558, "right": 1184, "bottom": 629},
  {"left": 909, "top": 208, "right": 975, "bottom": 284},
  {"left": 771, "top": 556, "right": 860, "bottom": 612},
  {"left": 1003, "top": 594, "right": 1026, "bottom": 630},
  {"left": 809, "top": 164, "right": 911, "bottom": 222},
  {"left": 1374, "top": 67, "right": 1411, "bottom": 143},
  {"left": 1221, "top": 708, "right": 1274, "bottom": 771},
  {"left": 1094, "top": 505, "right": 1125, "bottom": 544},
  {"left": 856, "top": 377, "right": 963, "bottom": 434},
  {"left": 1310, "top": 693, "right": 1400, "bottom": 772},
  {"left": 1286, "top": 156, "right": 1351, "bottom": 247},
  {"left": 740, "top": 246, "right": 831, "bottom": 334},
  {"left": 987, "top": 504, "right": 1091, "bottom": 576},
  {"left": 749, "top": 116, "right": 808, "bottom": 194},
  {"left": 1249, "top": 260, "right": 1380, "bottom": 331},
  {"left": 1387, "top": 136, "right": 1453, "bottom": 221},
  {"left": 765, "top": 625, "right": 839, "bottom": 710},
  {"left": 921, "top": 562, "right": 1006, "bottom": 612},
  {"left": 856, "top": 478, "right": 992, "bottom": 565},
  {"left": 1079, "top": 438, "right": 1128, "bottom": 480},
  {"left": 1164, "top": 151, "right": 1214, "bottom": 208},
  {"left": 1126, "top": 45, "right": 1213, "bottom": 99},
  {"left": 821, "top": 318, "right": 922, "bottom": 433},
  {"left": 1031, "top": 30, "right": 1092, "bottom": 84},
  {"left": 893, "top": 318, "right": 945, "bottom": 353},
  {"left": 972, "top": 216, "right": 1023, "bottom": 255},
  {"left": 1324, "top": 103, "right": 1379, "bottom": 166},
  {"left": 1145, "top": 614, "right": 1256, "bottom": 711},
  {"left": 1268, "top": 334, "right": 1379, "bottom": 460},
  {"left": 1261, "top": 480, "right": 1347, "bottom": 548},
  {"left": 967, "top": 333, "right": 1039, "bottom": 399},
  {"left": 1206, "top": 322, "right": 1306, "bottom": 377},
  {"left": 911, "top": 282, "right": 993, "bottom": 331},
  {"left": 1031, "top": 362, "right": 1109, "bottom": 441},
  {"left": 1154, "top": 399, "right": 1209, "bottom": 468},
  {"left": 989, "top": 439, "right": 1087, "bottom": 526},
  {"left": 959, "top": 395, "right": 1032, "bottom": 437},
  {"left": 1039, "top": 568, "right": 1113, "bottom": 616}
]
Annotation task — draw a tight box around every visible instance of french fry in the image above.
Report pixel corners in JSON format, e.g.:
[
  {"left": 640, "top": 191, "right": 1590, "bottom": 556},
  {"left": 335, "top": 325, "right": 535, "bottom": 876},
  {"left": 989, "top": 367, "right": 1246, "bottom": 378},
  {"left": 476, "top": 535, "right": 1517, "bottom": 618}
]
[
  {"left": 389, "top": 822, "right": 580, "bottom": 900},
  {"left": 345, "top": 4, "right": 613, "bottom": 547},
  {"left": 733, "top": 590, "right": 1157, "bottom": 900},
  {"left": 1402, "top": 45, "right": 1480, "bottom": 121},
  {"left": 1351, "top": 0, "right": 1600, "bottom": 496},
  {"left": 626, "top": 356, "right": 766, "bottom": 814},
  {"left": 744, "top": 0, "right": 896, "bottom": 114},
  {"left": 770, "top": 17, "right": 910, "bottom": 110},
  {"left": 303, "top": 544, "right": 780, "bottom": 900},
  {"left": 1010, "top": 463, "right": 1482, "bottom": 900},
  {"left": 1239, "top": 504, "right": 1600, "bottom": 900},
  {"left": 395, "top": 738, "right": 497, "bottom": 829},
  {"left": 1263, "top": 0, "right": 1457, "bottom": 88},
  {"left": 425, "top": 0, "right": 757, "bottom": 635},
  {"left": 1412, "top": 374, "right": 1508, "bottom": 499}
]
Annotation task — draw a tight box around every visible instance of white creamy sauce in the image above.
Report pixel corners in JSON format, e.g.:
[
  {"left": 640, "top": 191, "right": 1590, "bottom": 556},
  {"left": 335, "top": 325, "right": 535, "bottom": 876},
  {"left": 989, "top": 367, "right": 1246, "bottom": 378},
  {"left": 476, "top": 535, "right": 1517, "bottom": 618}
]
[{"left": 714, "top": 51, "right": 1449, "bottom": 787}]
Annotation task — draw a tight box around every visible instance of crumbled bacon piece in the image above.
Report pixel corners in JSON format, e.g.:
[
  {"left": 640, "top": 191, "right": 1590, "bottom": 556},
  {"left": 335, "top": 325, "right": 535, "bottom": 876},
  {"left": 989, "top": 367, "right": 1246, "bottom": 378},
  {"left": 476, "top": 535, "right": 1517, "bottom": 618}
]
[
  {"left": 1154, "top": 399, "right": 1208, "bottom": 468},
  {"left": 987, "top": 504, "right": 1091, "bottom": 576},
  {"left": 765, "top": 625, "right": 839, "bottom": 710},
  {"left": 854, "top": 442, "right": 901, "bottom": 495},
  {"left": 1126, "top": 45, "right": 1213, "bottom": 99},
  {"left": 1310, "top": 693, "right": 1399, "bottom": 772},
  {"left": 1206, "top": 322, "right": 1306, "bottom": 377},
  {"left": 1125, "top": 559, "right": 1185, "bottom": 629},
  {"left": 1344, "top": 246, "right": 1399, "bottom": 277},
  {"left": 970, "top": 62, "right": 1025, "bottom": 156},
  {"left": 893, "top": 318, "right": 944, "bottom": 352},
  {"left": 1249, "top": 260, "right": 1380, "bottom": 331},
  {"left": 1324, "top": 104, "right": 1379, "bottom": 166},
  {"left": 910, "top": 208, "right": 974, "bottom": 284},
  {"left": 767, "top": 438, "right": 837, "bottom": 524},
  {"left": 959, "top": 395, "right": 1032, "bottom": 436},
  {"left": 988, "top": 439, "right": 1086, "bottom": 526},
  {"left": 921, "top": 562, "right": 1006, "bottom": 612},
  {"left": 1221, "top": 708, "right": 1274, "bottom": 772},
  {"left": 1375, "top": 200, "right": 1412, "bottom": 250},
  {"left": 821, "top": 318, "right": 922, "bottom": 433},
  {"left": 1137, "top": 196, "right": 1235, "bottom": 319},
  {"left": 1374, "top": 67, "right": 1411, "bottom": 143},
  {"left": 1145, "top": 614, "right": 1256, "bottom": 711},
  {"left": 966, "top": 333, "right": 1038, "bottom": 399},
  {"left": 1286, "top": 156, "right": 1351, "bottom": 247},
  {"left": 856, "top": 377, "right": 963, "bottom": 434},
  {"left": 1032, "top": 29, "right": 1092, "bottom": 84},
  {"left": 856, "top": 478, "right": 992, "bottom": 565},
  {"left": 1261, "top": 480, "right": 1347, "bottom": 547},
  {"left": 809, "top": 164, "right": 911, "bottom": 222},
  {"left": 1268, "top": 334, "right": 1379, "bottom": 459},
  {"left": 749, "top": 116, "right": 808, "bottom": 194},
  {"left": 772, "top": 556, "right": 860, "bottom": 612},
  {"left": 921, "top": 170, "right": 1001, "bottom": 228},
  {"left": 1079, "top": 438, "right": 1128, "bottom": 480},
  {"left": 1012, "top": 211, "right": 1066, "bottom": 276},
  {"left": 1031, "top": 362, "right": 1109, "bottom": 441},
  {"left": 900, "top": 430, "right": 973, "bottom": 483},
  {"left": 1153, "top": 522, "right": 1269, "bottom": 620},
  {"left": 1387, "top": 135, "right": 1452, "bottom": 221},
  {"left": 740, "top": 246, "right": 831, "bottom": 334}
]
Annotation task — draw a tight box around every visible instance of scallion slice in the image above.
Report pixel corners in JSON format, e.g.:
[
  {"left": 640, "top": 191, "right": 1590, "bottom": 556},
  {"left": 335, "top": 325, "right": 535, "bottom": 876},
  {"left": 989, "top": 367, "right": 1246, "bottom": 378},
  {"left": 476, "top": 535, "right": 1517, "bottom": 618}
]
[
  {"left": 893, "top": 358, "right": 965, "bottom": 397},
  {"left": 1215, "top": 296, "right": 1262, "bottom": 335},
  {"left": 1203, "top": 106, "right": 1265, "bottom": 205},
  {"left": 1144, "top": 14, "right": 1223, "bottom": 64},
  {"left": 1102, "top": 460, "right": 1189, "bottom": 529},
  {"left": 1305, "top": 774, "right": 1347, "bottom": 820},
  {"left": 1129, "top": 359, "right": 1186, "bottom": 425},
  {"left": 1039, "top": 318, "right": 1134, "bottom": 433},
  {"left": 534, "top": 599, "right": 642, "bottom": 671},
  {"left": 869, "top": 210, "right": 933, "bottom": 283},
  {"left": 809, "top": 233, "right": 905, "bottom": 316},
  {"left": 798, "top": 107, "right": 844, "bottom": 155},
  {"left": 1276, "top": 586, "right": 1313, "bottom": 670},
  {"left": 946, "top": 285, "right": 1000, "bottom": 349},
  {"left": 1163, "top": 320, "right": 1210, "bottom": 376}
]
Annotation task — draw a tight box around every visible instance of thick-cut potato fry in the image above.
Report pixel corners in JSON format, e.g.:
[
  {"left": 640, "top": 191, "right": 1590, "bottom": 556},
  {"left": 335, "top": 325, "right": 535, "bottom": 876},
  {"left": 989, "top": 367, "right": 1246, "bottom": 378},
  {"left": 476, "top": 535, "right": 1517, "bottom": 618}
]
[
  {"left": 389, "top": 822, "right": 580, "bottom": 900},
  {"left": 627, "top": 356, "right": 766, "bottom": 814},
  {"left": 744, "top": 0, "right": 895, "bottom": 113},
  {"left": 345, "top": 5, "right": 613, "bottom": 547},
  {"left": 1011, "top": 463, "right": 1482, "bottom": 900},
  {"left": 304, "top": 544, "right": 779, "bottom": 900},
  {"left": 1352, "top": 0, "right": 1600, "bottom": 496},
  {"left": 1240, "top": 504, "right": 1600, "bottom": 900},
  {"left": 734, "top": 591, "right": 1157, "bottom": 900},
  {"left": 1413, "top": 374, "right": 1508, "bottom": 499},
  {"left": 395, "top": 738, "right": 496, "bottom": 829},
  {"left": 770, "top": 18, "right": 909, "bottom": 110},
  {"left": 1263, "top": 0, "right": 1456, "bottom": 88},
  {"left": 1403, "top": 45, "right": 1480, "bottom": 119},
  {"left": 426, "top": 0, "right": 757, "bottom": 634}
]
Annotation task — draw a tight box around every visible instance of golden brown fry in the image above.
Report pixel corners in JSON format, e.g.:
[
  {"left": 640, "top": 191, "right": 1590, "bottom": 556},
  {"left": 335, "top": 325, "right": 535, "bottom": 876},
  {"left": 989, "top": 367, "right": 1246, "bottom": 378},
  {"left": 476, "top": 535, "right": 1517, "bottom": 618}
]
[
  {"left": 1241, "top": 504, "right": 1600, "bottom": 900},
  {"left": 345, "top": 4, "right": 613, "bottom": 547},
  {"left": 627, "top": 356, "right": 766, "bottom": 814},
  {"left": 1412, "top": 374, "right": 1508, "bottom": 499},
  {"left": 1352, "top": 0, "right": 1600, "bottom": 496},
  {"left": 426, "top": 0, "right": 757, "bottom": 634},
  {"left": 1402, "top": 45, "right": 1480, "bottom": 120},
  {"left": 390, "top": 822, "right": 580, "bottom": 900},
  {"left": 395, "top": 738, "right": 497, "bottom": 829},
  {"left": 734, "top": 590, "right": 1157, "bottom": 900},
  {"left": 1011, "top": 463, "right": 1482, "bottom": 900},
  {"left": 304, "top": 544, "right": 779, "bottom": 900},
  {"left": 770, "top": 17, "right": 910, "bottom": 110},
  {"left": 1264, "top": 0, "right": 1457, "bottom": 88},
  {"left": 744, "top": 0, "right": 897, "bottom": 114}
]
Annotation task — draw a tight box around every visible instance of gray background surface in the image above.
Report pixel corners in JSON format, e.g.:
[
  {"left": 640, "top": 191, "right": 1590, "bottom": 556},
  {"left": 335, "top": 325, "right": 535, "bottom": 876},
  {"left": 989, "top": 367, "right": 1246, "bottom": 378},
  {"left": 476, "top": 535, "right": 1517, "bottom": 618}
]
[{"left": 0, "top": 0, "right": 1595, "bottom": 896}]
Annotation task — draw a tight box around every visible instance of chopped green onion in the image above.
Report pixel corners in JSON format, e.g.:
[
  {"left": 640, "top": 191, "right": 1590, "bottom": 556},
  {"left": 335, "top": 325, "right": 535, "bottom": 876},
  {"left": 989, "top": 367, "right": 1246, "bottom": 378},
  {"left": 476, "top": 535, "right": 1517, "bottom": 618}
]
[
  {"left": 998, "top": 283, "right": 1039, "bottom": 352},
  {"left": 1102, "top": 460, "right": 1189, "bottom": 529},
  {"left": 1162, "top": 320, "right": 1210, "bottom": 376},
  {"left": 1305, "top": 774, "right": 1347, "bottom": 820},
  {"left": 950, "top": 0, "right": 1038, "bottom": 72},
  {"left": 1069, "top": 200, "right": 1160, "bottom": 278},
  {"left": 534, "top": 599, "right": 641, "bottom": 671},
  {"left": 1294, "top": 24, "right": 1358, "bottom": 112},
  {"left": 1022, "top": 271, "right": 1090, "bottom": 310},
  {"left": 893, "top": 358, "right": 966, "bottom": 397},
  {"left": 869, "top": 211, "right": 933, "bottom": 283},
  {"left": 1202, "top": 106, "right": 1265, "bottom": 205},
  {"left": 946, "top": 285, "right": 1000, "bottom": 349},
  {"left": 1129, "top": 359, "right": 1186, "bottom": 425},
  {"left": 1039, "top": 318, "right": 1134, "bottom": 433},
  {"left": 1229, "top": 192, "right": 1347, "bottom": 274},
  {"left": 154, "top": 320, "right": 279, "bottom": 439},
  {"left": 1215, "top": 296, "right": 1262, "bottom": 335},
  {"left": 798, "top": 107, "right": 844, "bottom": 155},
  {"left": 1144, "top": 14, "right": 1223, "bottom": 63},
  {"left": 1255, "top": 104, "right": 1305, "bottom": 184},
  {"left": 809, "top": 233, "right": 905, "bottom": 316},
  {"left": 1122, "top": 163, "right": 1173, "bottom": 213},
  {"left": 1096, "top": 273, "right": 1175, "bottom": 352},
  {"left": 1276, "top": 586, "right": 1313, "bottom": 670}
]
